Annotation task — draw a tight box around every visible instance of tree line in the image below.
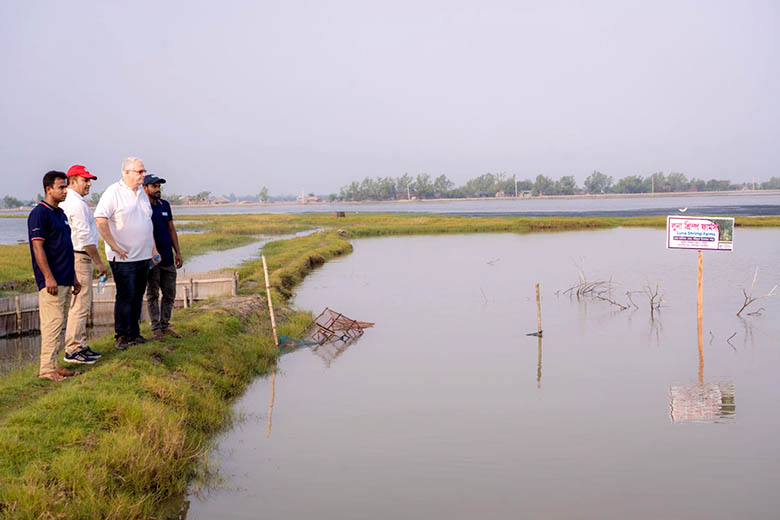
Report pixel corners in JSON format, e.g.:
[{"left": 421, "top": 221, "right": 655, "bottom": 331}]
[
  {"left": 3, "top": 175, "right": 780, "bottom": 208},
  {"left": 333, "top": 172, "right": 780, "bottom": 201}
]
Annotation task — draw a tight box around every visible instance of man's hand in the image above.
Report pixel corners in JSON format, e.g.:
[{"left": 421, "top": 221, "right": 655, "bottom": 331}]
[
  {"left": 175, "top": 253, "right": 183, "bottom": 269},
  {"left": 96, "top": 262, "right": 109, "bottom": 278},
  {"left": 45, "top": 276, "right": 58, "bottom": 295},
  {"left": 72, "top": 278, "right": 81, "bottom": 296},
  {"left": 114, "top": 247, "right": 129, "bottom": 260}
]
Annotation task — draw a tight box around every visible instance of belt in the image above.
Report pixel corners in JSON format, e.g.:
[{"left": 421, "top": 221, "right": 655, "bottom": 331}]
[{"left": 75, "top": 251, "right": 89, "bottom": 255}]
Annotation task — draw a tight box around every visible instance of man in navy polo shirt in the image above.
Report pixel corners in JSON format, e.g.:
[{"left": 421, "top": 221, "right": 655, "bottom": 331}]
[
  {"left": 28, "top": 171, "right": 82, "bottom": 381},
  {"left": 143, "top": 174, "right": 183, "bottom": 339}
]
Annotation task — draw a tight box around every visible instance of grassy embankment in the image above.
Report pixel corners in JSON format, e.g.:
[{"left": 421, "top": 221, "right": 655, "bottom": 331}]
[
  {"left": 0, "top": 228, "right": 351, "bottom": 518},
  {"left": 2, "top": 213, "right": 780, "bottom": 517}
]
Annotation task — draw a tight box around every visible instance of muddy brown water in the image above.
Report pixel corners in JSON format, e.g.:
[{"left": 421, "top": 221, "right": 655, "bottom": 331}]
[{"left": 197, "top": 228, "right": 777, "bottom": 517}]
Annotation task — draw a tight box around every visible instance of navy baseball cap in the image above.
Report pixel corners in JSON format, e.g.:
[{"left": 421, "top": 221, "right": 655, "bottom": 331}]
[{"left": 143, "top": 174, "right": 167, "bottom": 186}]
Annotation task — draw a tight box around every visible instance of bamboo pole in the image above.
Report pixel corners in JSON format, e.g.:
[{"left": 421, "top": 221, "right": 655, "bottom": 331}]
[
  {"left": 535, "top": 283, "right": 543, "bottom": 337},
  {"left": 697, "top": 250, "right": 704, "bottom": 384},
  {"left": 262, "top": 255, "right": 279, "bottom": 346},
  {"left": 14, "top": 295, "right": 22, "bottom": 335}
]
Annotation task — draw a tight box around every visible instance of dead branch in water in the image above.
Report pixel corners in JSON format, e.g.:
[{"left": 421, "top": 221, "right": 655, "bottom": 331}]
[
  {"left": 562, "top": 260, "right": 629, "bottom": 310},
  {"left": 594, "top": 294, "right": 629, "bottom": 310},
  {"left": 625, "top": 291, "right": 640, "bottom": 310},
  {"left": 644, "top": 283, "right": 663, "bottom": 320},
  {"left": 736, "top": 267, "right": 777, "bottom": 317}
]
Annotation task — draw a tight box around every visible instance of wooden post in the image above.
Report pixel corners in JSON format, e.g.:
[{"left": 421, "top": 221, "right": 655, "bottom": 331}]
[
  {"left": 183, "top": 286, "right": 189, "bottom": 309},
  {"left": 189, "top": 278, "right": 195, "bottom": 306},
  {"left": 535, "top": 283, "right": 542, "bottom": 337},
  {"left": 261, "top": 256, "right": 279, "bottom": 345},
  {"left": 232, "top": 271, "right": 238, "bottom": 296},
  {"left": 697, "top": 250, "right": 704, "bottom": 384},
  {"left": 14, "top": 295, "right": 22, "bottom": 335},
  {"left": 262, "top": 255, "right": 279, "bottom": 346}
]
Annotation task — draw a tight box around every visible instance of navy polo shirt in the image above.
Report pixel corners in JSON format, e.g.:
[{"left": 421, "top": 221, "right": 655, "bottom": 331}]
[
  {"left": 150, "top": 198, "right": 174, "bottom": 267},
  {"left": 28, "top": 201, "right": 75, "bottom": 290}
]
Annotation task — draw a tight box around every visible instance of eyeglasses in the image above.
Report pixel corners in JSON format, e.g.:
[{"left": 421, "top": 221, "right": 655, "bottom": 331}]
[{"left": 127, "top": 169, "right": 147, "bottom": 175}]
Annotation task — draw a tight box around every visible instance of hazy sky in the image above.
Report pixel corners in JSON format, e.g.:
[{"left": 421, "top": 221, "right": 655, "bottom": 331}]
[{"left": 2, "top": 0, "right": 778, "bottom": 198}]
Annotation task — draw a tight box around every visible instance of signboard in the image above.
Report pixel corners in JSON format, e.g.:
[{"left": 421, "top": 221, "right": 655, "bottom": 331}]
[{"left": 666, "top": 216, "right": 734, "bottom": 251}]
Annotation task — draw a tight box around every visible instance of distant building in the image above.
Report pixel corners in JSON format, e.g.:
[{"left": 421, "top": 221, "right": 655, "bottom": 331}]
[
  {"left": 211, "top": 196, "right": 231, "bottom": 204},
  {"left": 297, "top": 195, "right": 321, "bottom": 204}
]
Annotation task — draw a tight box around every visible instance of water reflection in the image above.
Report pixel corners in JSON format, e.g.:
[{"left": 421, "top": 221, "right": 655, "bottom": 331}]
[
  {"left": 669, "top": 382, "right": 736, "bottom": 424},
  {"left": 266, "top": 370, "right": 276, "bottom": 437},
  {"left": 536, "top": 336, "right": 542, "bottom": 389},
  {"left": 0, "top": 325, "right": 113, "bottom": 374},
  {"left": 668, "top": 335, "right": 736, "bottom": 424}
]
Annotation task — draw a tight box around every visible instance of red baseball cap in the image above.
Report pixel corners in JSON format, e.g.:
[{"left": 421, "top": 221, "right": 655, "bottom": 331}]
[{"left": 66, "top": 165, "right": 97, "bottom": 179}]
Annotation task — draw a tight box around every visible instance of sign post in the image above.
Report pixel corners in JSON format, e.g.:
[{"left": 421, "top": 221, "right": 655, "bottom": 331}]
[{"left": 666, "top": 216, "right": 734, "bottom": 382}]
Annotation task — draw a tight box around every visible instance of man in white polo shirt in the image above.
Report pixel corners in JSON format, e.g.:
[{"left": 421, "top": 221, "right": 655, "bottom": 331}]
[
  {"left": 61, "top": 164, "right": 109, "bottom": 363},
  {"left": 95, "top": 157, "right": 159, "bottom": 350}
]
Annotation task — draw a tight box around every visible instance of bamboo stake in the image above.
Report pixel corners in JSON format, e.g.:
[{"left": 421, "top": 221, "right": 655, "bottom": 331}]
[
  {"left": 697, "top": 250, "right": 703, "bottom": 384},
  {"left": 14, "top": 295, "right": 22, "bottom": 335},
  {"left": 262, "top": 255, "right": 279, "bottom": 346},
  {"left": 535, "top": 283, "right": 543, "bottom": 337}
]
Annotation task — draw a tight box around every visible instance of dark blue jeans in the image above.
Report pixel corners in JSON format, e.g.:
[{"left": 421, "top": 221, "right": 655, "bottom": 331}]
[{"left": 110, "top": 260, "right": 149, "bottom": 339}]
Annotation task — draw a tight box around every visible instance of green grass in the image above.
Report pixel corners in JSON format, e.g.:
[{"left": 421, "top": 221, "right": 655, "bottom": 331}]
[{"left": 0, "top": 244, "right": 35, "bottom": 295}]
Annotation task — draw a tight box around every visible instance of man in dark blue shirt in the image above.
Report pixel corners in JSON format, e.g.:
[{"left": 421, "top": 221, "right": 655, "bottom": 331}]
[
  {"left": 28, "top": 171, "right": 81, "bottom": 381},
  {"left": 143, "top": 174, "right": 183, "bottom": 339}
]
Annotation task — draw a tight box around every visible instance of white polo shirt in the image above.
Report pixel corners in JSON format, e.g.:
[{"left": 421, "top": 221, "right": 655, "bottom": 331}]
[
  {"left": 94, "top": 179, "right": 154, "bottom": 262},
  {"left": 61, "top": 189, "right": 99, "bottom": 251}
]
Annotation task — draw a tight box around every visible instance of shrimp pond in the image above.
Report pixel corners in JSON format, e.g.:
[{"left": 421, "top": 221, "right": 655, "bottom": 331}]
[{"left": 188, "top": 227, "right": 780, "bottom": 519}]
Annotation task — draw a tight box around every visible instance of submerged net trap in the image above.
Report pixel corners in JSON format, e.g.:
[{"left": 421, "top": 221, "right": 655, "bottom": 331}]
[{"left": 304, "top": 307, "right": 374, "bottom": 345}]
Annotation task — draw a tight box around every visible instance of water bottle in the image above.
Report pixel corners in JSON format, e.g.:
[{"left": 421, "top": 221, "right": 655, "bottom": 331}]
[
  {"left": 96, "top": 275, "right": 106, "bottom": 294},
  {"left": 149, "top": 254, "right": 161, "bottom": 270}
]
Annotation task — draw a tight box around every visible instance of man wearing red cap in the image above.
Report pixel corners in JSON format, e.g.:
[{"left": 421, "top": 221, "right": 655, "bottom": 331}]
[{"left": 60, "top": 165, "right": 108, "bottom": 364}]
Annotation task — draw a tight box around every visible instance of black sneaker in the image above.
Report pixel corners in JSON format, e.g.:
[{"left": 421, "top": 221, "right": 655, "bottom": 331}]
[
  {"left": 115, "top": 336, "right": 130, "bottom": 350},
  {"left": 82, "top": 346, "right": 102, "bottom": 359},
  {"left": 129, "top": 335, "right": 149, "bottom": 345},
  {"left": 64, "top": 349, "right": 98, "bottom": 365}
]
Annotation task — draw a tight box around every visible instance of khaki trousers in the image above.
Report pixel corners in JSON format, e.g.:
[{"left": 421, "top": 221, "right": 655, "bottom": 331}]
[
  {"left": 65, "top": 254, "right": 93, "bottom": 354},
  {"left": 38, "top": 287, "right": 71, "bottom": 375}
]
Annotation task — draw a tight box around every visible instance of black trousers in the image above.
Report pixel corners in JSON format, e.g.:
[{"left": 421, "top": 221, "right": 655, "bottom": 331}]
[
  {"left": 109, "top": 260, "right": 149, "bottom": 339},
  {"left": 146, "top": 264, "right": 177, "bottom": 332}
]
